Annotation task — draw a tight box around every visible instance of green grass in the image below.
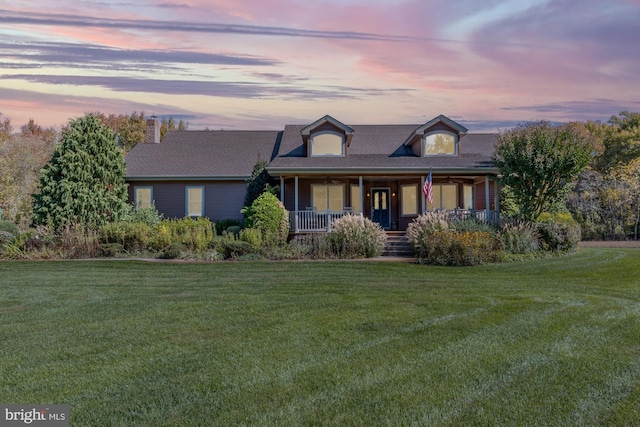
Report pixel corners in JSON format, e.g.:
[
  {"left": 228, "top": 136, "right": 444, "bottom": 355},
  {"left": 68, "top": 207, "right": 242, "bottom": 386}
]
[{"left": 1, "top": 248, "right": 640, "bottom": 426}]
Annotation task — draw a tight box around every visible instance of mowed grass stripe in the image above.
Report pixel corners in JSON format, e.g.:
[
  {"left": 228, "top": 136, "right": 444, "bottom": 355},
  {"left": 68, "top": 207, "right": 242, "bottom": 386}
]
[{"left": 1, "top": 248, "right": 640, "bottom": 425}]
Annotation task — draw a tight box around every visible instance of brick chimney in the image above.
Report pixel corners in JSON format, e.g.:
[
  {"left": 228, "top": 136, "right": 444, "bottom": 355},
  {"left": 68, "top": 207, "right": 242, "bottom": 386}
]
[{"left": 145, "top": 116, "right": 160, "bottom": 144}]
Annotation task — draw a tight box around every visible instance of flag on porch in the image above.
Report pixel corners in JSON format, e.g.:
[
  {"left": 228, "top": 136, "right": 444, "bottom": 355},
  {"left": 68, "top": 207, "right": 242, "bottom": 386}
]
[{"left": 423, "top": 168, "right": 433, "bottom": 205}]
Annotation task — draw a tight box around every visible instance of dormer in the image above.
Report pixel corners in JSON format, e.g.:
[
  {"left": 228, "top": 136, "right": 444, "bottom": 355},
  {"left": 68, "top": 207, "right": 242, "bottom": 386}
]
[
  {"left": 403, "top": 115, "right": 468, "bottom": 157},
  {"left": 301, "top": 115, "right": 354, "bottom": 157}
]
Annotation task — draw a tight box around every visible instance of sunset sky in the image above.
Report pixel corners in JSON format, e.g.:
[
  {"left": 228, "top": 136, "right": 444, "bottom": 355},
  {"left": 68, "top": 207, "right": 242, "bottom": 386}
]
[{"left": 1, "top": 0, "right": 639, "bottom": 131}]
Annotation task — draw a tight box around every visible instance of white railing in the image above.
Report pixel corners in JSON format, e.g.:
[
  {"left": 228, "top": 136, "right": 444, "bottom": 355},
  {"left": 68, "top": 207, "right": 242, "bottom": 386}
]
[
  {"left": 291, "top": 210, "right": 361, "bottom": 232},
  {"left": 291, "top": 209, "right": 499, "bottom": 232}
]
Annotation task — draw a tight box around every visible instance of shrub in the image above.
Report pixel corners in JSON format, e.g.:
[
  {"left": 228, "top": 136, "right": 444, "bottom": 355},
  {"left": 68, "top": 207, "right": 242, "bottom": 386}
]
[
  {"left": 0, "top": 230, "right": 15, "bottom": 247},
  {"left": 150, "top": 217, "right": 213, "bottom": 252},
  {"left": 0, "top": 220, "right": 19, "bottom": 235},
  {"left": 497, "top": 219, "right": 540, "bottom": 254},
  {"left": 243, "top": 192, "right": 289, "bottom": 246},
  {"left": 214, "top": 219, "right": 240, "bottom": 236},
  {"left": 406, "top": 211, "right": 449, "bottom": 254},
  {"left": 100, "top": 243, "right": 124, "bottom": 257},
  {"left": 240, "top": 228, "right": 262, "bottom": 249},
  {"left": 288, "top": 233, "right": 332, "bottom": 259},
  {"left": 450, "top": 217, "right": 497, "bottom": 234},
  {"left": 326, "top": 214, "right": 387, "bottom": 258},
  {"left": 536, "top": 212, "right": 581, "bottom": 252},
  {"left": 416, "top": 230, "right": 500, "bottom": 266},
  {"left": 124, "top": 204, "right": 163, "bottom": 226},
  {"left": 100, "top": 221, "right": 151, "bottom": 252},
  {"left": 219, "top": 240, "right": 253, "bottom": 259},
  {"left": 159, "top": 243, "right": 186, "bottom": 259},
  {"left": 225, "top": 225, "right": 241, "bottom": 237}
]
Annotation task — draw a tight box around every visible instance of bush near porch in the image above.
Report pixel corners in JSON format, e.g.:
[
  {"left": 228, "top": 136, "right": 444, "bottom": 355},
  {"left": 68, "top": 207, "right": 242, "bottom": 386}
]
[{"left": 407, "top": 211, "right": 581, "bottom": 266}]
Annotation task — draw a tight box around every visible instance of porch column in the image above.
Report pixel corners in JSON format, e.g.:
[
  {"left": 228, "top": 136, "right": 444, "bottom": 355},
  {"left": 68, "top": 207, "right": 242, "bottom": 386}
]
[
  {"left": 493, "top": 178, "right": 500, "bottom": 221},
  {"left": 421, "top": 176, "right": 426, "bottom": 213},
  {"left": 485, "top": 175, "right": 490, "bottom": 221},
  {"left": 280, "top": 177, "right": 284, "bottom": 203},
  {"left": 359, "top": 176, "right": 364, "bottom": 215},
  {"left": 294, "top": 176, "right": 299, "bottom": 232}
]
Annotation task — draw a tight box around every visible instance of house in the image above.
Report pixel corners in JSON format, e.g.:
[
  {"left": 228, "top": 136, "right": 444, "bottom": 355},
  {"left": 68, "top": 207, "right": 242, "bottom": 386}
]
[{"left": 125, "top": 115, "right": 500, "bottom": 232}]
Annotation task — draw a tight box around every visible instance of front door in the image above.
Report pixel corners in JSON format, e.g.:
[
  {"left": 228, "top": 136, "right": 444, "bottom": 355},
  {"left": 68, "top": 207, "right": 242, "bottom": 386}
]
[{"left": 371, "top": 188, "right": 390, "bottom": 229}]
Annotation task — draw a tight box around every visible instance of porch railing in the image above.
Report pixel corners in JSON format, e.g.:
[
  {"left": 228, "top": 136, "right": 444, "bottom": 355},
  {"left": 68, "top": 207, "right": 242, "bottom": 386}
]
[
  {"left": 291, "top": 209, "right": 361, "bottom": 232},
  {"left": 290, "top": 209, "right": 499, "bottom": 232}
]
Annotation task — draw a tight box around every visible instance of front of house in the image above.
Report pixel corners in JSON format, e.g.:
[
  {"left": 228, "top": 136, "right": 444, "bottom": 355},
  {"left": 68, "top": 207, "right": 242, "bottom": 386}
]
[{"left": 125, "top": 115, "right": 500, "bottom": 233}]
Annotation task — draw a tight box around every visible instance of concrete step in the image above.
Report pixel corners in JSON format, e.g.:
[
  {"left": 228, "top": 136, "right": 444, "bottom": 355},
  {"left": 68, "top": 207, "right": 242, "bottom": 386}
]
[{"left": 382, "top": 234, "right": 414, "bottom": 257}]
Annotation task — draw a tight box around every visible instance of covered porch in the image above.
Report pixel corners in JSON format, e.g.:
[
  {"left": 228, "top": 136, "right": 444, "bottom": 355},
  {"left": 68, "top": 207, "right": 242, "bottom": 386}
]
[{"left": 278, "top": 174, "right": 500, "bottom": 233}]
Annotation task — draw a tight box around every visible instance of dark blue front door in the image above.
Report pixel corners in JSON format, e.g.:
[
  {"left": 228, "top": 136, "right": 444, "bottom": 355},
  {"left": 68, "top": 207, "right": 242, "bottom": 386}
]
[{"left": 371, "top": 189, "right": 390, "bottom": 229}]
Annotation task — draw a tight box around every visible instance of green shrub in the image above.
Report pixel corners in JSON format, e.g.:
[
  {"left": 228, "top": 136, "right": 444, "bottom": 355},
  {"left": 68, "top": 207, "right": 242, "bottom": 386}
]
[
  {"left": 219, "top": 240, "right": 253, "bottom": 259},
  {"left": 0, "top": 220, "right": 19, "bottom": 235},
  {"left": 124, "top": 204, "right": 163, "bottom": 226},
  {"left": 159, "top": 243, "right": 186, "bottom": 259},
  {"left": 498, "top": 219, "right": 540, "bottom": 254},
  {"left": 100, "top": 221, "right": 151, "bottom": 251},
  {"left": 243, "top": 192, "right": 289, "bottom": 246},
  {"left": 240, "top": 228, "right": 262, "bottom": 249},
  {"left": 100, "top": 243, "right": 124, "bottom": 257},
  {"left": 406, "top": 211, "right": 449, "bottom": 254},
  {"left": 0, "top": 230, "right": 15, "bottom": 247},
  {"left": 450, "top": 217, "right": 497, "bottom": 234},
  {"left": 288, "top": 233, "right": 332, "bottom": 259},
  {"left": 326, "top": 214, "right": 387, "bottom": 258},
  {"left": 416, "top": 230, "right": 500, "bottom": 266},
  {"left": 150, "top": 217, "right": 213, "bottom": 252},
  {"left": 214, "top": 219, "right": 240, "bottom": 236},
  {"left": 536, "top": 212, "right": 581, "bottom": 252},
  {"left": 225, "top": 225, "right": 241, "bottom": 237}
]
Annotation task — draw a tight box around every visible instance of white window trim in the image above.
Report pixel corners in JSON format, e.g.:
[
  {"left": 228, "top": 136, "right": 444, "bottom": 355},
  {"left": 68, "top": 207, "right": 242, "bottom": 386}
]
[
  {"left": 423, "top": 130, "right": 458, "bottom": 156},
  {"left": 185, "top": 186, "right": 205, "bottom": 217},
  {"left": 310, "top": 131, "right": 345, "bottom": 157}
]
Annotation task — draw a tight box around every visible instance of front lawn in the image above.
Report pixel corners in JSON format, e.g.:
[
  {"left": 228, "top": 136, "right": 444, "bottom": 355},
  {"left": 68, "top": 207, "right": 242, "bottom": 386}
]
[{"left": 1, "top": 248, "right": 640, "bottom": 425}]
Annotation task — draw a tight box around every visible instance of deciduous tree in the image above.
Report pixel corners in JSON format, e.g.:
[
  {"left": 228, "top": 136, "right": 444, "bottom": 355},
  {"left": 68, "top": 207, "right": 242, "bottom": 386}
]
[{"left": 493, "top": 121, "right": 593, "bottom": 221}]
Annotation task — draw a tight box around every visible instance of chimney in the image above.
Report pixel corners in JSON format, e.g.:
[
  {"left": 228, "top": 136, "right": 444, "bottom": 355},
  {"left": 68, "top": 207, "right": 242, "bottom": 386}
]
[{"left": 145, "top": 116, "right": 160, "bottom": 144}]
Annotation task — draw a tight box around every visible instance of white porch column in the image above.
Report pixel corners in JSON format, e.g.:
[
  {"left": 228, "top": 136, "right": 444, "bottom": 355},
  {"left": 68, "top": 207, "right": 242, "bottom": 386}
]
[
  {"left": 280, "top": 177, "right": 284, "bottom": 203},
  {"left": 421, "top": 176, "right": 426, "bottom": 213},
  {"left": 294, "top": 176, "right": 299, "bottom": 232},
  {"left": 485, "top": 175, "right": 490, "bottom": 221},
  {"left": 493, "top": 178, "right": 500, "bottom": 221},
  {"left": 359, "top": 176, "right": 364, "bottom": 215}
]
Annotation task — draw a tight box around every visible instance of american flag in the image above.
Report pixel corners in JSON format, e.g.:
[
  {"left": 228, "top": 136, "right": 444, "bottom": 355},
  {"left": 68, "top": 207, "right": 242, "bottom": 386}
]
[{"left": 423, "top": 169, "right": 433, "bottom": 205}]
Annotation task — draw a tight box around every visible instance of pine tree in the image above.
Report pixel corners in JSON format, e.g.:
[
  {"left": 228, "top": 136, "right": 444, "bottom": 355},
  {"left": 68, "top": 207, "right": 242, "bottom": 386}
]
[{"left": 32, "top": 114, "right": 129, "bottom": 229}]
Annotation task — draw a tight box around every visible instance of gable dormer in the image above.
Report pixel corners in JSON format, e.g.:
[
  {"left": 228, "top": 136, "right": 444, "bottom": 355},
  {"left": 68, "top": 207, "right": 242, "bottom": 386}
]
[
  {"left": 403, "top": 115, "right": 468, "bottom": 157},
  {"left": 301, "top": 115, "right": 354, "bottom": 157}
]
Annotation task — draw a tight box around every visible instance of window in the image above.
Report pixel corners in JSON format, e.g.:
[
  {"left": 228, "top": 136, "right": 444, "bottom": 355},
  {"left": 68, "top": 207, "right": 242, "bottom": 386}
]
[
  {"left": 311, "top": 184, "right": 344, "bottom": 211},
  {"left": 311, "top": 132, "right": 344, "bottom": 156},
  {"left": 134, "top": 186, "right": 153, "bottom": 209},
  {"left": 463, "top": 184, "right": 473, "bottom": 210},
  {"left": 401, "top": 184, "right": 418, "bottom": 216},
  {"left": 430, "top": 184, "right": 457, "bottom": 210},
  {"left": 424, "top": 132, "right": 456, "bottom": 155},
  {"left": 350, "top": 184, "right": 361, "bottom": 213},
  {"left": 186, "top": 186, "right": 204, "bottom": 217}
]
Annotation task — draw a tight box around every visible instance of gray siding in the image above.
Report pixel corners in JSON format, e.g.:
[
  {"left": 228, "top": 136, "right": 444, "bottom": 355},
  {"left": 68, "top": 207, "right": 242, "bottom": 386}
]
[{"left": 128, "top": 180, "right": 247, "bottom": 221}]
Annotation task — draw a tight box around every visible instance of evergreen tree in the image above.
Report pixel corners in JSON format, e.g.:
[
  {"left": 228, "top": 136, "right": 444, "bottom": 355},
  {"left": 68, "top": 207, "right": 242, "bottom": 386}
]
[
  {"left": 32, "top": 114, "right": 129, "bottom": 229},
  {"left": 243, "top": 158, "right": 278, "bottom": 209}
]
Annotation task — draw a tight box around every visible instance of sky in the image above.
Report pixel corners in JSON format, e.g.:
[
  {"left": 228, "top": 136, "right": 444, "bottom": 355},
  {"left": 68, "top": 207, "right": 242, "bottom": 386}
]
[{"left": 1, "top": 0, "right": 639, "bottom": 132}]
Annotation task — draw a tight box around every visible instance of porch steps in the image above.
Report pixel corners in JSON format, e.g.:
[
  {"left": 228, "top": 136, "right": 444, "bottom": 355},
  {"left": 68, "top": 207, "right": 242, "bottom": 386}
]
[{"left": 382, "top": 232, "right": 414, "bottom": 258}]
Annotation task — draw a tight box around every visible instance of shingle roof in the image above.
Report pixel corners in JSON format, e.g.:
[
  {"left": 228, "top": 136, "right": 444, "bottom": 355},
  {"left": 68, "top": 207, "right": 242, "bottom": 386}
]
[
  {"left": 267, "top": 124, "right": 498, "bottom": 174},
  {"left": 125, "top": 130, "right": 280, "bottom": 179}
]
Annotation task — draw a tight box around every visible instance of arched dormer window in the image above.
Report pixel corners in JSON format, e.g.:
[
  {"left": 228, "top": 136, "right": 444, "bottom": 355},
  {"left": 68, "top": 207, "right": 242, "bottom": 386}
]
[
  {"left": 311, "top": 131, "right": 345, "bottom": 156},
  {"left": 424, "top": 131, "right": 457, "bottom": 156}
]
